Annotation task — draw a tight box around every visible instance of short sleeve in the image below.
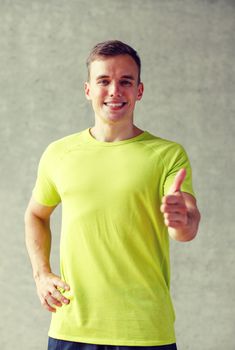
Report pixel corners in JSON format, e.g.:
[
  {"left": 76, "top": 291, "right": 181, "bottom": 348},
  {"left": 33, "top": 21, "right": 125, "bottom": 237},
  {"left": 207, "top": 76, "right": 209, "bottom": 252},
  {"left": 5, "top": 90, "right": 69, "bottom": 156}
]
[
  {"left": 32, "top": 144, "right": 61, "bottom": 207},
  {"left": 163, "top": 144, "right": 195, "bottom": 197}
]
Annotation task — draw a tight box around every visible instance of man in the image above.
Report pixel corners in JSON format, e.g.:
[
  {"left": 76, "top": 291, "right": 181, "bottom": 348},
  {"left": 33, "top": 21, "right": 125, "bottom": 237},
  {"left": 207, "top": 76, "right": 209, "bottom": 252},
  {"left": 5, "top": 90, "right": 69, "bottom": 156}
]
[{"left": 25, "top": 40, "right": 200, "bottom": 350}]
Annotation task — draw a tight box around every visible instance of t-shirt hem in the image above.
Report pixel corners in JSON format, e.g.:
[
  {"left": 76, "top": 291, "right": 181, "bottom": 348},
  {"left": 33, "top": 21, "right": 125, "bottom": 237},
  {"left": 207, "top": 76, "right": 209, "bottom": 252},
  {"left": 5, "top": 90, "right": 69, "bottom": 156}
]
[
  {"left": 32, "top": 191, "right": 61, "bottom": 207},
  {"left": 48, "top": 331, "right": 176, "bottom": 346}
]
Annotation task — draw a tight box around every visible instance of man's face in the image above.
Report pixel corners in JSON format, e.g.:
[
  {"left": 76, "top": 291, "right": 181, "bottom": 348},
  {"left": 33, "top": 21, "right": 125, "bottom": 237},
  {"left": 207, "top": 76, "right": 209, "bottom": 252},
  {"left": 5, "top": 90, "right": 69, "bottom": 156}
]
[{"left": 85, "top": 55, "right": 144, "bottom": 125}]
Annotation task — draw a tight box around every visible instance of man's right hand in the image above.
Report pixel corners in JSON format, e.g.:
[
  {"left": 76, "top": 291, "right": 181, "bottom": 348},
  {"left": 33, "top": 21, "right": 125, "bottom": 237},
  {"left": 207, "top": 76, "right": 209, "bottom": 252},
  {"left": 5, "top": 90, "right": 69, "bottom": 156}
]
[{"left": 34, "top": 272, "right": 71, "bottom": 313}]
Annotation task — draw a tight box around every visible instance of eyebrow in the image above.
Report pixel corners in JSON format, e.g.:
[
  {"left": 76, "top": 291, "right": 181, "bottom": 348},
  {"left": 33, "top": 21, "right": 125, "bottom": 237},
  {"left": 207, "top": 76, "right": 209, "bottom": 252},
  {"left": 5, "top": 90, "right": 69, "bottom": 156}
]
[
  {"left": 96, "top": 75, "right": 135, "bottom": 81},
  {"left": 96, "top": 75, "right": 109, "bottom": 80},
  {"left": 121, "top": 75, "right": 135, "bottom": 80}
]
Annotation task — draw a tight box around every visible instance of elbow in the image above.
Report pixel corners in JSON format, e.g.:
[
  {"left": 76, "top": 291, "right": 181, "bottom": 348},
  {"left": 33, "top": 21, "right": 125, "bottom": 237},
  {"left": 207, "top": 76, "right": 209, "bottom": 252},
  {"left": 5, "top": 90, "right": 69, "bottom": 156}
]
[{"left": 24, "top": 206, "right": 31, "bottom": 225}]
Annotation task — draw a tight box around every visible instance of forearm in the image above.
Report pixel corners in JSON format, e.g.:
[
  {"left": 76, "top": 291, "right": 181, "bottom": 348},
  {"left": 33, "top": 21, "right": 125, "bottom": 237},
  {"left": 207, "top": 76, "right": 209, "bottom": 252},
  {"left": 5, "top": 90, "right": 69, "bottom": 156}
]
[
  {"left": 168, "top": 207, "right": 201, "bottom": 242},
  {"left": 25, "top": 211, "right": 52, "bottom": 279}
]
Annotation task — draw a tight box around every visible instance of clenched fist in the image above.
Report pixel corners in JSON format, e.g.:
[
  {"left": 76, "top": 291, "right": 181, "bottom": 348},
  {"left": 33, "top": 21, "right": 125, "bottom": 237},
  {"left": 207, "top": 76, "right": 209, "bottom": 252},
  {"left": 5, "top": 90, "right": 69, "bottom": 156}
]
[{"left": 160, "top": 168, "right": 188, "bottom": 229}]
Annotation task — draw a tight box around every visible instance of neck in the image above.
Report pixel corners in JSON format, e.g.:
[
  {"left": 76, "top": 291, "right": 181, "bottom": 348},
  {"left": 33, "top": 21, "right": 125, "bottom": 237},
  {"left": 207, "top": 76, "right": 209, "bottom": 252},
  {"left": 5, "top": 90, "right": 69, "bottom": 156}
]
[{"left": 89, "top": 123, "right": 144, "bottom": 142}]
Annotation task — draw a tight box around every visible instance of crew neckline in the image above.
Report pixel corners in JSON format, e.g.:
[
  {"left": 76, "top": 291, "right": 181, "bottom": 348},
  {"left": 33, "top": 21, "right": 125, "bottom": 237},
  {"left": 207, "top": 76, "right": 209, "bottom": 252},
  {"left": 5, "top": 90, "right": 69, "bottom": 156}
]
[{"left": 84, "top": 128, "right": 149, "bottom": 146}]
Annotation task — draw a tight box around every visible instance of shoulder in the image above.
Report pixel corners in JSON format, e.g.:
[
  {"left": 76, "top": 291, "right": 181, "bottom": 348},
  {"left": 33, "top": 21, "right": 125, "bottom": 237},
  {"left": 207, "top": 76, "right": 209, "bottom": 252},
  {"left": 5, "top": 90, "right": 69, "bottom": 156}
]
[
  {"left": 144, "top": 131, "right": 186, "bottom": 155},
  {"left": 41, "top": 129, "right": 86, "bottom": 159},
  {"left": 37, "top": 129, "right": 87, "bottom": 170},
  {"left": 143, "top": 131, "right": 191, "bottom": 172}
]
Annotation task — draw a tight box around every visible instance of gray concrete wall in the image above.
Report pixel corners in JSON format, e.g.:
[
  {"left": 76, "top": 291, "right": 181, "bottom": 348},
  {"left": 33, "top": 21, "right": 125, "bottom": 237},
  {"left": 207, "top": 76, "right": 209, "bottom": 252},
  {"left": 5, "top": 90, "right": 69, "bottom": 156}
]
[{"left": 0, "top": 0, "right": 234, "bottom": 349}]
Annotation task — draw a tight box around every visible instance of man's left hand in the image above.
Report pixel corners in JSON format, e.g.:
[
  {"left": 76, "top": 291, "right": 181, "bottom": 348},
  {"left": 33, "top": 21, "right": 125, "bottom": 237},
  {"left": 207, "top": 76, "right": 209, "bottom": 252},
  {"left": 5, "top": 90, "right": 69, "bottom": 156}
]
[
  {"left": 160, "top": 168, "right": 200, "bottom": 241},
  {"left": 160, "top": 168, "right": 188, "bottom": 229}
]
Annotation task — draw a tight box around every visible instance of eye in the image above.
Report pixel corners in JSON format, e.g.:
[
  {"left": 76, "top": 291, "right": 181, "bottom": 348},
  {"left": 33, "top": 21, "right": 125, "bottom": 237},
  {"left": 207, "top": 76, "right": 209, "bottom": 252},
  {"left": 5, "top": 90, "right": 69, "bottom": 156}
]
[
  {"left": 97, "top": 79, "right": 109, "bottom": 86},
  {"left": 120, "top": 80, "right": 132, "bottom": 86}
]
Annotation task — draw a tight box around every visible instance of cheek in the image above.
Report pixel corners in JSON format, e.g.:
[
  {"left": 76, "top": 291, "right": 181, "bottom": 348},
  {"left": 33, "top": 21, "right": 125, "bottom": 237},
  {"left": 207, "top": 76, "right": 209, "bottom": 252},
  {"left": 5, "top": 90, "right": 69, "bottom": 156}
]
[
  {"left": 95, "top": 89, "right": 106, "bottom": 101},
  {"left": 129, "top": 94, "right": 138, "bottom": 105},
  {"left": 90, "top": 93, "right": 103, "bottom": 104}
]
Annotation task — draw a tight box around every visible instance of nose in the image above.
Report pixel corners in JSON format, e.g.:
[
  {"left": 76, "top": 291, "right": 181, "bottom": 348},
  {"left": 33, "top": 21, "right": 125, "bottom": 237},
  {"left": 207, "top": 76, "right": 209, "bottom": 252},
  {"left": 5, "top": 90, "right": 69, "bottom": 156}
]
[{"left": 109, "top": 82, "right": 121, "bottom": 97}]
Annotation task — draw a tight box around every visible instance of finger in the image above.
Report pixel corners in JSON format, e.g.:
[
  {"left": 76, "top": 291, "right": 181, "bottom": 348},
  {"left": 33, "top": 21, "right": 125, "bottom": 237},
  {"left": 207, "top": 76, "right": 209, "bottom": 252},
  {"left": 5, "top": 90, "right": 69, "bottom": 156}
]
[
  {"left": 41, "top": 298, "right": 57, "bottom": 313},
  {"left": 162, "top": 194, "right": 185, "bottom": 205},
  {"left": 49, "top": 288, "right": 70, "bottom": 305},
  {"left": 46, "top": 294, "right": 63, "bottom": 307},
  {"left": 51, "top": 289, "right": 64, "bottom": 302},
  {"left": 164, "top": 220, "right": 187, "bottom": 229},
  {"left": 53, "top": 278, "right": 70, "bottom": 292},
  {"left": 160, "top": 203, "right": 187, "bottom": 214},
  {"left": 169, "top": 168, "right": 187, "bottom": 194},
  {"left": 164, "top": 212, "right": 187, "bottom": 224}
]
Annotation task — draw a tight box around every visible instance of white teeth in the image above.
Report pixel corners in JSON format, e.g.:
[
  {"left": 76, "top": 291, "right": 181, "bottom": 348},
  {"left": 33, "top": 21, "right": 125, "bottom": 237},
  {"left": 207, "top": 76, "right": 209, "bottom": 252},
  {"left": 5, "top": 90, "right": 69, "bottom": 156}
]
[{"left": 105, "top": 103, "right": 125, "bottom": 107}]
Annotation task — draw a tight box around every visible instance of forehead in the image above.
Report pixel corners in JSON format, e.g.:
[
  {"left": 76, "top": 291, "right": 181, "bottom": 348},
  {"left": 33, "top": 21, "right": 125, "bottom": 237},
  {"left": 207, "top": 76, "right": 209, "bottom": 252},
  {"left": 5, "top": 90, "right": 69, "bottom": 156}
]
[{"left": 89, "top": 55, "right": 139, "bottom": 80}]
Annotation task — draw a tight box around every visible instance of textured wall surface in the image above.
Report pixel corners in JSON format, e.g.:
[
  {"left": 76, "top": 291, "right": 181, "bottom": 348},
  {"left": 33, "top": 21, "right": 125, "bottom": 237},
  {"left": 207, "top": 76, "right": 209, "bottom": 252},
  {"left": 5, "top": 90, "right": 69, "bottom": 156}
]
[{"left": 0, "top": 0, "right": 234, "bottom": 349}]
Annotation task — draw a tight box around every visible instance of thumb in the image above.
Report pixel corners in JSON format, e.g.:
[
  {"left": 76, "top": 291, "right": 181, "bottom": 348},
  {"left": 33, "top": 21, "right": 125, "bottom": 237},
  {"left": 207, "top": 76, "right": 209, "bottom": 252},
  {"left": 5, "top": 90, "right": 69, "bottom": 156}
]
[{"left": 169, "top": 168, "right": 187, "bottom": 194}]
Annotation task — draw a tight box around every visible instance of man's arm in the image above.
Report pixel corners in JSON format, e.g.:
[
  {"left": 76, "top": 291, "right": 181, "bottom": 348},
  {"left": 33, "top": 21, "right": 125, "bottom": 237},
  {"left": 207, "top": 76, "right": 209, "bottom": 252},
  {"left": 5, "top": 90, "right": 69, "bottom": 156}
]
[
  {"left": 160, "top": 168, "right": 201, "bottom": 242},
  {"left": 24, "top": 197, "right": 70, "bottom": 312}
]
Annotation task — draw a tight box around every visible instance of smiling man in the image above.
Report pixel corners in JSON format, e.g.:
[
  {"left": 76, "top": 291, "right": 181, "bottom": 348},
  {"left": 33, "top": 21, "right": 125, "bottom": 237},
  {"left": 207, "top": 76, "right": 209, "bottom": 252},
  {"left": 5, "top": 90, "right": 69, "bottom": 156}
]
[
  {"left": 25, "top": 40, "right": 200, "bottom": 350},
  {"left": 85, "top": 51, "right": 144, "bottom": 141}
]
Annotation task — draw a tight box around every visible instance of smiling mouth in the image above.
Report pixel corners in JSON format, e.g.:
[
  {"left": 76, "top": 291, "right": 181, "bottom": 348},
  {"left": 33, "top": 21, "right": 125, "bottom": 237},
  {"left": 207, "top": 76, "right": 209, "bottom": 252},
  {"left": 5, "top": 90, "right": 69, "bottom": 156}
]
[{"left": 104, "top": 102, "right": 127, "bottom": 108}]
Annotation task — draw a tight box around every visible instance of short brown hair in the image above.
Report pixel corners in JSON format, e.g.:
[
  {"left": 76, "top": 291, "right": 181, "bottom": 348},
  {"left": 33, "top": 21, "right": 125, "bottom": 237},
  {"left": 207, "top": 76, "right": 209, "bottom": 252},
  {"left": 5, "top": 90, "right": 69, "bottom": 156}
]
[{"left": 86, "top": 40, "right": 141, "bottom": 84}]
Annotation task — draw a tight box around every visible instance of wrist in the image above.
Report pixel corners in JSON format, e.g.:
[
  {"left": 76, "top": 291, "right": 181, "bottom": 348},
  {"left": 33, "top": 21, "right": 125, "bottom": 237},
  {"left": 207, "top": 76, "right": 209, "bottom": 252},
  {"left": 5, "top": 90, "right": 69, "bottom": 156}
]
[{"left": 33, "top": 266, "right": 52, "bottom": 281}]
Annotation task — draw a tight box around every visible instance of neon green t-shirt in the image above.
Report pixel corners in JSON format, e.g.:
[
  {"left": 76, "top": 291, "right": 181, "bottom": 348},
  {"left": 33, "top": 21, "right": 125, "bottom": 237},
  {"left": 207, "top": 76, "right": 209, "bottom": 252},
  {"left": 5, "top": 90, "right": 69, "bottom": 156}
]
[{"left": 33, "top": 128, "right": 195, "bottom": 346}]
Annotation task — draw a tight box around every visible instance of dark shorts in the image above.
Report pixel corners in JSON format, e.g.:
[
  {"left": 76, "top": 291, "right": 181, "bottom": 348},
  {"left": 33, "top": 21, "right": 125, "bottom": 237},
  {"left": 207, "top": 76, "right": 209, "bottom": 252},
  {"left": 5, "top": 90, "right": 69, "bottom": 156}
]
[{"left": 48, "top": 338, "right": 177, "bottom": 350}]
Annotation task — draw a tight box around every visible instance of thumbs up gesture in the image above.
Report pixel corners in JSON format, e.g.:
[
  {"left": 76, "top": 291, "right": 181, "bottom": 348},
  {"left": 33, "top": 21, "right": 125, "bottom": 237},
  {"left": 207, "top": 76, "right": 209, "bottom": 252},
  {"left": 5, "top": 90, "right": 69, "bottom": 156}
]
[{"left": 160, "top": 168, "right": 188, "bottom": 229}]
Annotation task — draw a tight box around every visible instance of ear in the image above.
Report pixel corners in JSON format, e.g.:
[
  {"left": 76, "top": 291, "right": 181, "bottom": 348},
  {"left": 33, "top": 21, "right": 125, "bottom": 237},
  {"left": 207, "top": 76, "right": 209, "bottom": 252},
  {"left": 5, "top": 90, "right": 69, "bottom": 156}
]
[
  {"left": 84, "top": 82, "right": 91, "bottom": 100},
  {"left": 136, "top": 82, "right": 144, "bottom": 101}
]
